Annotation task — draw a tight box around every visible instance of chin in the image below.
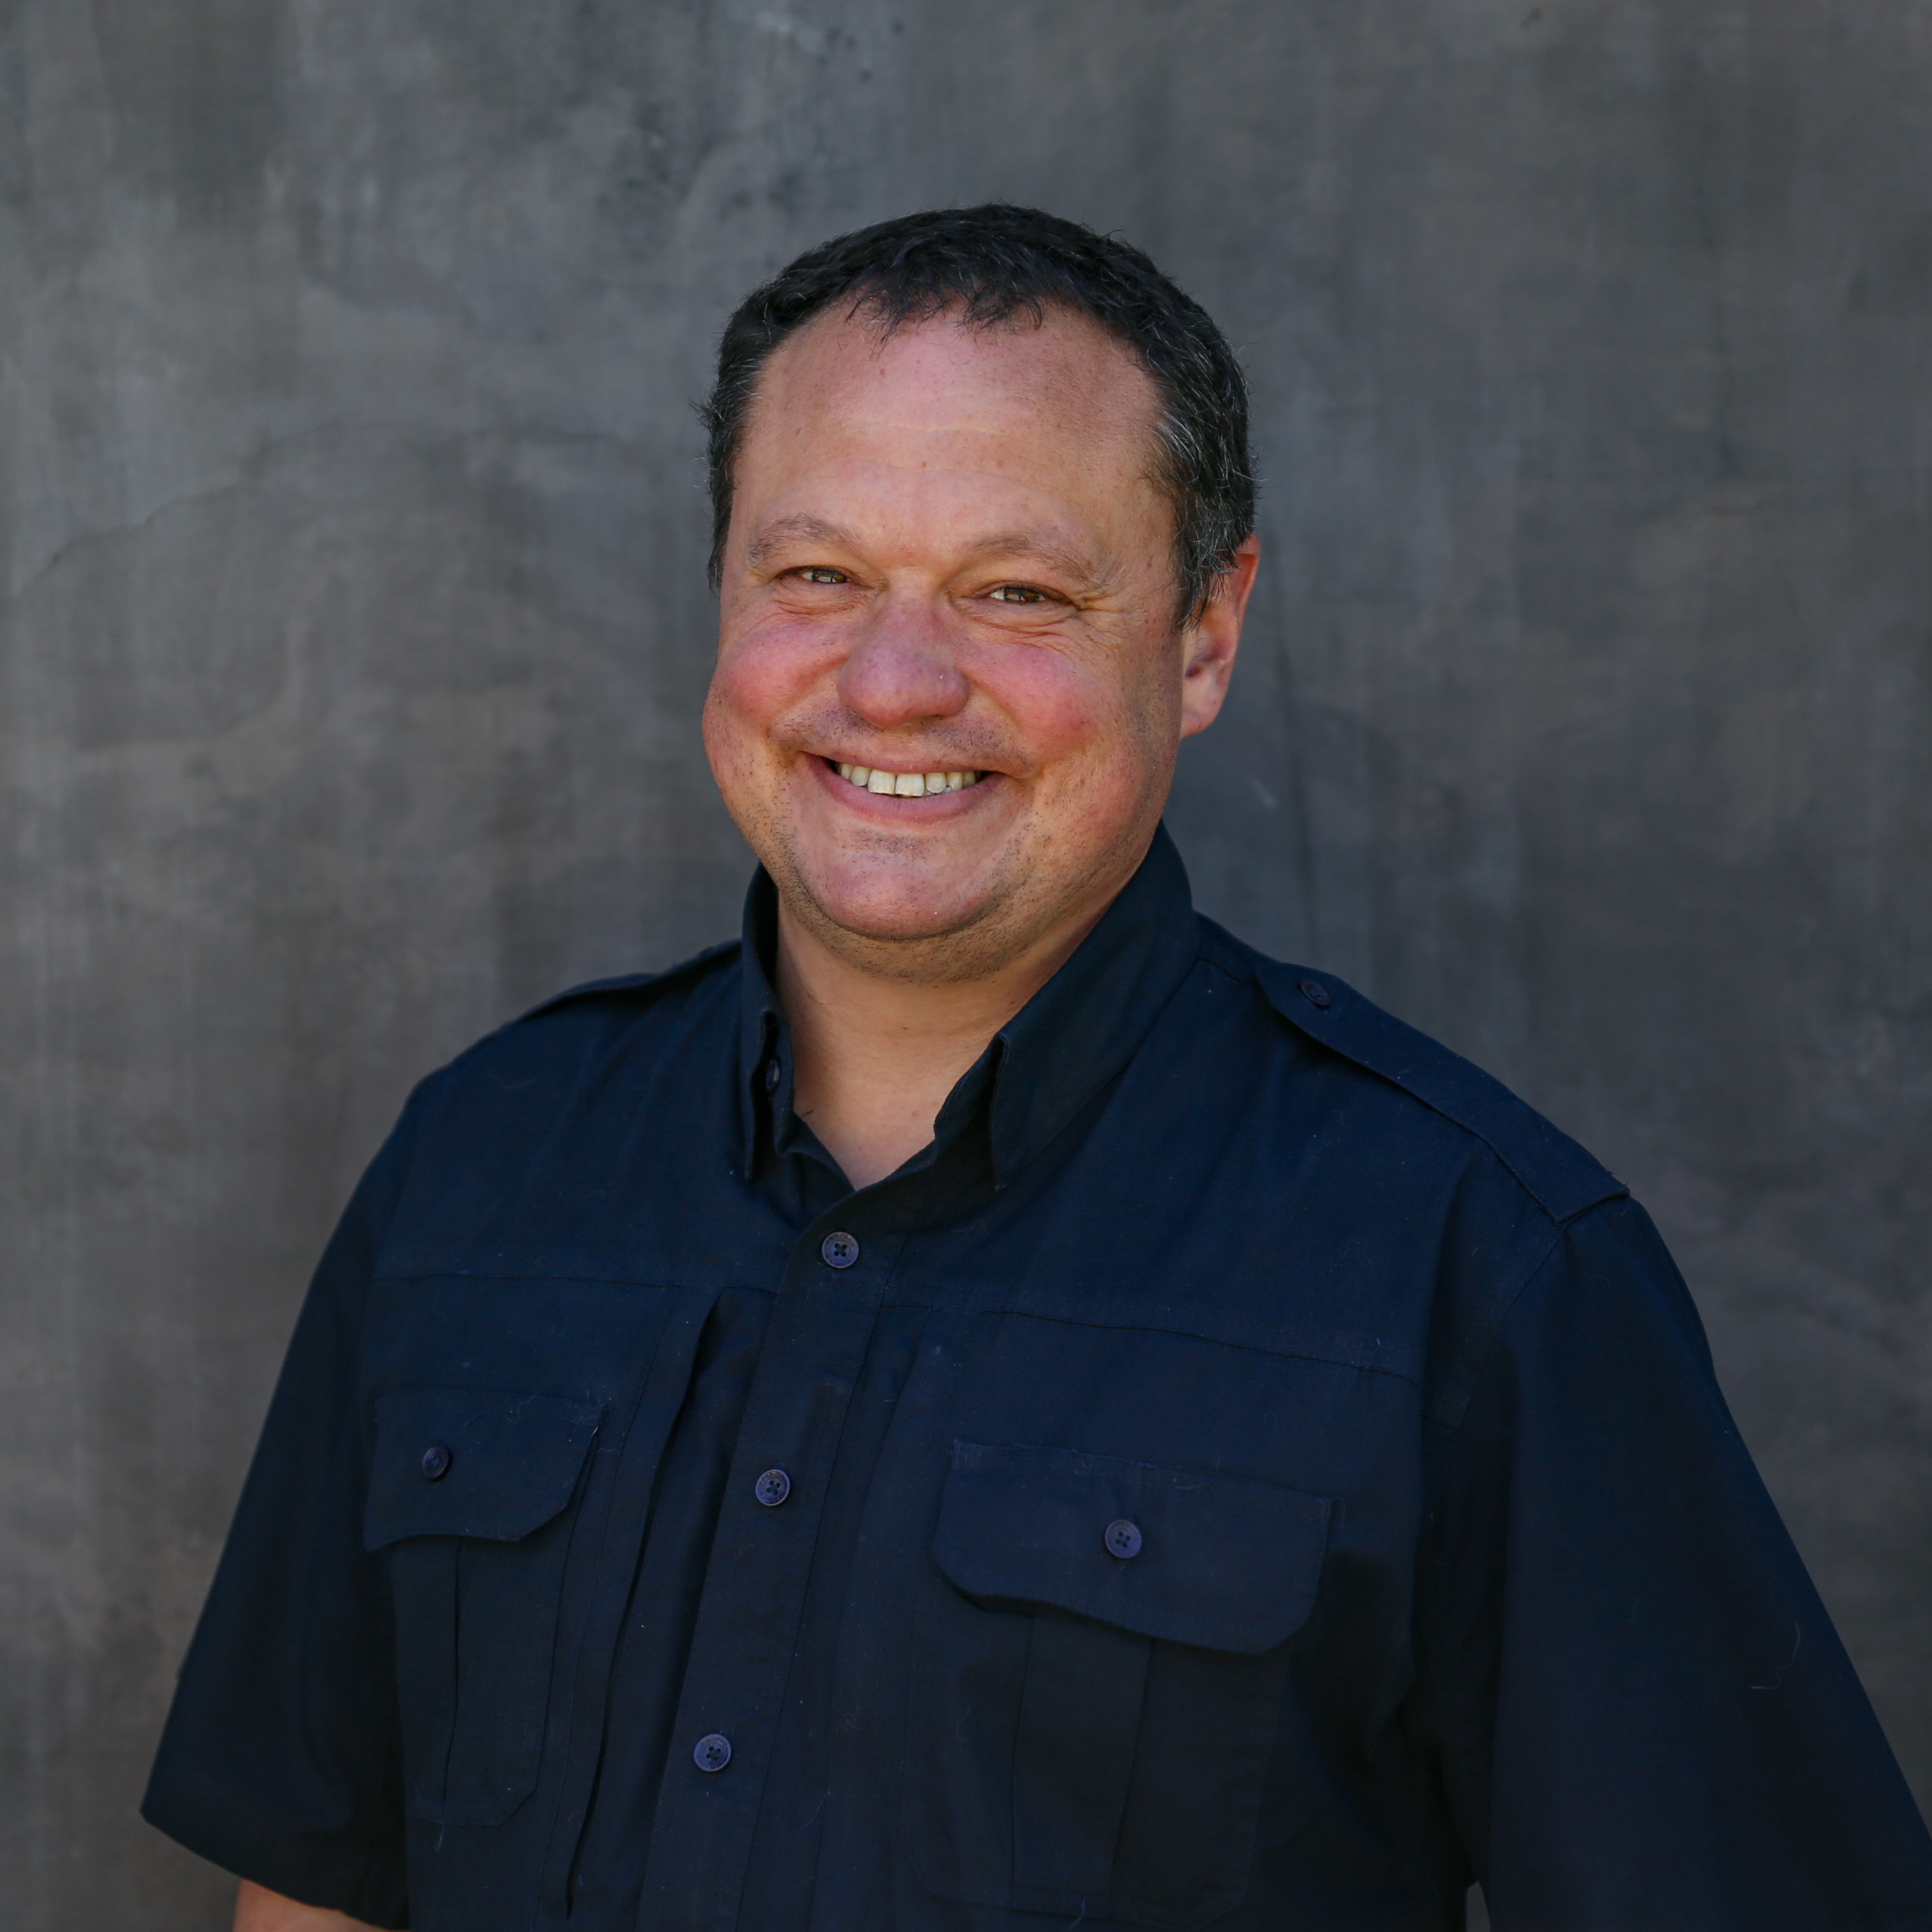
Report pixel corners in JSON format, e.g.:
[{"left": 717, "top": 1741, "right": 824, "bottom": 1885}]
[
  {"left": 780, "top": 823, "right": 1002, "bottom": 923},
  {"left": 801, "top": 876, "right": 995, "bottom": 949}
]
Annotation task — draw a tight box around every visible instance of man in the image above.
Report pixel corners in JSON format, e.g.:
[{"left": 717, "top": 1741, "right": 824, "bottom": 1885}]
[{"left": 145, "top": 207, "right": 1931, "bottom": 1932}]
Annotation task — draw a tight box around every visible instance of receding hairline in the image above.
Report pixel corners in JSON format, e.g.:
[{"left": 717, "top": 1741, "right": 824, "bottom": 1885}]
[
  {"left": 702, "top": 205, "right": 1257, "bottom": 620},
  {"left": 729, "top": 298, "right": 1175, "bottom": 578},
  {"left": 746, "top": 290, "right": 1160, "bottom": 425}
]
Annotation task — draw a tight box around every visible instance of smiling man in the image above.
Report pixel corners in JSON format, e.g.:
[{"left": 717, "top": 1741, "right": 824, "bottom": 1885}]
[{"left": 145, "top": 207, "right": 1930, "bottom": 1932}]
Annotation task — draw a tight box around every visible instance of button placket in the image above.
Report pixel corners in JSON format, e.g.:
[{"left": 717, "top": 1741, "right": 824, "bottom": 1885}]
[{"left": 639, "top": 1218, "right": 909, "bottom": 1932}]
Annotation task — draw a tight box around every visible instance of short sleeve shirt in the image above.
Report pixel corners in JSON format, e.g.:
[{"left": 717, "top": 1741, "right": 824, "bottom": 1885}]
[{"left": 143, "top": 827, "right": 1932, "bottom": 1932}]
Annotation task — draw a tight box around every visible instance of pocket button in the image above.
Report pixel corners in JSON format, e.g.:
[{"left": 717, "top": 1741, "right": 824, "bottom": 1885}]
[
  {"left": 1104, "top": 1518, "right": 1143, "bottom": 1560},
  {"left": 420, "top": 1443, "right": 452, "bottom": 1481}
]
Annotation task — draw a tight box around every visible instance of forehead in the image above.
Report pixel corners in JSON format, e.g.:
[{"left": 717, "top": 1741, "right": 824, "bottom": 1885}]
[{"left": 739, "top": 303, "right": 1164, "bottom": 506}]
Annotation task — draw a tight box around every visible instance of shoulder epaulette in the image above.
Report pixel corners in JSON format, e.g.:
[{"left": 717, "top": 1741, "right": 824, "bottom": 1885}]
[
  {"left": 1204, "top": 921, "right": 1626, "bottom": 1225},
  {"left": 511, "top": 939, "right": 742, "bottom": 1027}
]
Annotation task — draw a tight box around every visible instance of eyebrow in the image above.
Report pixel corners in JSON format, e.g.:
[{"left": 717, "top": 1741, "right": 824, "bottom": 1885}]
[
  {"left": 743, "top": 514, "right": 861, "bottom": 573},
  {"left": 745, "top": 514, "right": 1116, "bottom": 592},
  {"left": 955, "top": 530, "right": 1114, "bottom": 590}
]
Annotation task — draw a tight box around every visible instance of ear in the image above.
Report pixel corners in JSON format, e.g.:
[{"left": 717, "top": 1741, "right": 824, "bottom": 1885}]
[{"left": 1178, "top": 533, "right": 1261, "bottom": 739}]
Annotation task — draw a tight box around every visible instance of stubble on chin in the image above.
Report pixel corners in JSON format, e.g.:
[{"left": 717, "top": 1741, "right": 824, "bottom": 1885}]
[{"left": 759, "top": 822, "right": 1040, "bottom": 986}]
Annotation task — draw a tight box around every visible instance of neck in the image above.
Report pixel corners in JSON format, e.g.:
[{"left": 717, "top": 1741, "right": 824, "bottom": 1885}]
[{"left": 774, "top": 899, "right": 1107, "bottom": 1190}]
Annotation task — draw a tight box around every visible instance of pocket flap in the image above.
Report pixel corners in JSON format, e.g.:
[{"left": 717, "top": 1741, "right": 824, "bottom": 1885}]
[
  {"left": 364, "top": 1385, "right": 602, "bottom": 1550},
  {"left": 932, "top": 1441, "right": 1331, "bottom": 1655}
]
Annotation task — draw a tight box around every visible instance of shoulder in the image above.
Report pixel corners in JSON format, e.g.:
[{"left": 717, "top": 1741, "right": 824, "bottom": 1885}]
[
  {"left": 1195, "top": 917, "right": 1627, "bottom": 1228},
  {"left": 511, "top": 939, "right": 743, "bottom": 1032},
  {"left": 365, "top": 937, "right": 747, "bottom": 1264},
  {"left": 416, "top": 937, "right": 743, "bottom": 1110}
]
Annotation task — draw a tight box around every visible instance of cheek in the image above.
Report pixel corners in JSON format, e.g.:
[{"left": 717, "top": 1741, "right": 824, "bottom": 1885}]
[
  {"left": 706, "top": 622, "right": 857, "bottom": 797},
  {"left": 709, "top": 621, "right": 832, "bottom": 732},
  {"left": 979, "top": 648, "right": 1103, "bottom": 759},
  {"left": 702, "top": 638, "right": 797, "bottom": 811},
  {"left": 969, "top": 636, "right": 1170, "bottom": 777}
]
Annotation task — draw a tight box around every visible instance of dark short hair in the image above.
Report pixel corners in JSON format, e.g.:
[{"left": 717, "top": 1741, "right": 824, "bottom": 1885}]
[{"left": 702, "top": 205, "right": 1256, "bottom": 622}]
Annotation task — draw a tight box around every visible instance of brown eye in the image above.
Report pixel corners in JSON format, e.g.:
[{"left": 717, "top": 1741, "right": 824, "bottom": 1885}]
[
  {"left": 987, "top": 584, "right": 1047, "bottom": 604},
  {"left": 797, "top": 567, "right": 849, "bottom": 585}
]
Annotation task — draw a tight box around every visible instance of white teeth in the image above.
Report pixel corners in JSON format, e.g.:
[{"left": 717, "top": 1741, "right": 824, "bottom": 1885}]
[{"left": 837, "top": 764, "right": 983, "bottom": 795}]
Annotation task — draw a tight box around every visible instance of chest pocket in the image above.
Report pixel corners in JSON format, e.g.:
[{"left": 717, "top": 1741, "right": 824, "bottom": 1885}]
[
  {"left": 904, "top": 1441, "right": 1331, "bottom": 1929},
  {"left": 364, "top": 1385, "right": 602, "bottom": 1825}
]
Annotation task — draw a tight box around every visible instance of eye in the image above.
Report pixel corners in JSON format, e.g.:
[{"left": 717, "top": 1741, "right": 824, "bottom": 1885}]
[
  {"left": 795, "top": 566, "right": 850, "bottom": 585},
  {"left": 986, "top": 583, "right": 1049, "bottom": 604}
]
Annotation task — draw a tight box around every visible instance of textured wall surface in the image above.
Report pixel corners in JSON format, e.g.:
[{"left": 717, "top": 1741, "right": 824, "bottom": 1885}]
[{"left": 3, "top": 3, "right": 1929, "bottom": 1924}]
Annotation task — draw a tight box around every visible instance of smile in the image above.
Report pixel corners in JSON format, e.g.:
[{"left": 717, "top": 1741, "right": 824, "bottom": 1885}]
[{"left": 832, "top": 761, "right": 984, "bottom": 797}]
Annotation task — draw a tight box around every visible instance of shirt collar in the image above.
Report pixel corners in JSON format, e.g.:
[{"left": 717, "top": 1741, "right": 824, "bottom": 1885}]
[{"left": 736, "top": 822, "right": 1201, "bottom": 1189}]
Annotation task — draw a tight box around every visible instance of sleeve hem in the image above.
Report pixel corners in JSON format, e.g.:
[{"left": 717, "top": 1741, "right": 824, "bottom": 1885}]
[{"left": 141, "top": 1746, "right": 409, "bottom": 1929}]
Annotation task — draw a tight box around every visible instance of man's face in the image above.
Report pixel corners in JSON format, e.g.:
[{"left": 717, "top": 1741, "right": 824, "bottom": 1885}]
[{"left": 704, "top": 303, "right": 1252, "bottom": 979}]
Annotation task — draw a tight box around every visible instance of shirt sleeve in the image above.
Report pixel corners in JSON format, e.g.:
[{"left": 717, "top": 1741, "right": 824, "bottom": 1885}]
[
  {"left": 1412, "top": 1193, "right": 1932, "bottom": 1930},
  {"left": 141, "top": 1088, "right": 433, "bottom": 1929}
]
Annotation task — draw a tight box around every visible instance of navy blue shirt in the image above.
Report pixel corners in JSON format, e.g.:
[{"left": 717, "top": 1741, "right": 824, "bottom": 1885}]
[{"left": 144, "top": 827, "right": 1932, "bottom": 1931}]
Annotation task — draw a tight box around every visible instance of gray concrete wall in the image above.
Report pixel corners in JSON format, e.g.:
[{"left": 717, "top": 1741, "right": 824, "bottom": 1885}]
[{"left": 3, "top": 2, "right": 1928, "bottom": 1923}]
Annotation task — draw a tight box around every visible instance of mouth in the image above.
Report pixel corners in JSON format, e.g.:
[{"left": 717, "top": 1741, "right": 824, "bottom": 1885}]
[{"left": 828, "top": 759, "right": 986, "bottom": 798}]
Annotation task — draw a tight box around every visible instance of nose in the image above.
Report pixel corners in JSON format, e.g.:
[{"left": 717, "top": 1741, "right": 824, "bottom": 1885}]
[{"left": 835, "top": 598, "right": 970, "bottom": 730}]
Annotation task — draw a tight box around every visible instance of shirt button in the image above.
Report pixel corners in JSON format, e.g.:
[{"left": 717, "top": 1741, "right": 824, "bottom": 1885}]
[
  {"left": 753, "top": 1467, "right": 791, "bottom": 1508},
  {"left": 1104, "top": 1519, "right": 1143, "bottom": 1560},
  {"left": 693, "top": 1733, "right": 732, "bottom": 1773},
  {"left": 1298, "top": 976, "right": 1332, "bottom": 1010},
  {"left": 763, "top": 1058, "right": 781, "bottom": 1093},
  {"left": 820, "top": 1231, "right": 860, "bottom": 1269},
  {"left": 420, "top": 1443, "right": 452, "bottom": 1481}
]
